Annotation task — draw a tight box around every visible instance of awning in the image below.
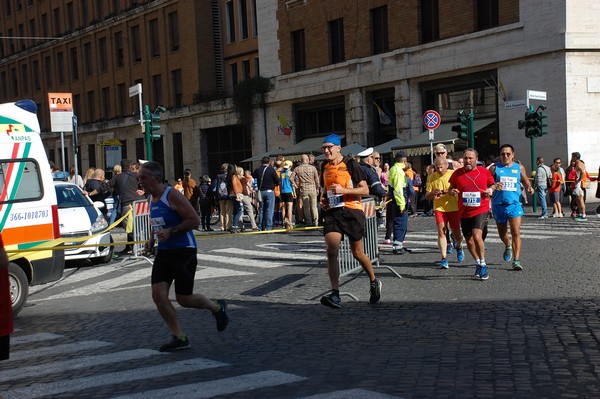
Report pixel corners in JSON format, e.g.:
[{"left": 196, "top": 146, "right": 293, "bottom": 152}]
[
  {"left": 315, "top": 142, "right": 368, "bottom": 160},
  {"left": 240, "top": 151, "right": 271, "bottom": 163},
  {"left": 373, "top": 138, "right": 405, "bottom": 154},
  {"left": 391, "top": 118, "right": 496, "bottom": 156}
]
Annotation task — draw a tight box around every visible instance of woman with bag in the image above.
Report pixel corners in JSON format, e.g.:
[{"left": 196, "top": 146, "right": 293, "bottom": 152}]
[{"left": 227, "top": 164, "right": 244, "bottom": 233}]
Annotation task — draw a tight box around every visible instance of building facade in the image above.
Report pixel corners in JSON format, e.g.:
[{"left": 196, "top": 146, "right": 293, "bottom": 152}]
[{"left": 1, "top": 0, "right": 599, "bottom": 182}]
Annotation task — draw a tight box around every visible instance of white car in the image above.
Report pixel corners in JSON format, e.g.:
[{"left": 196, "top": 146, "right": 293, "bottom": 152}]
[{"left": 54, "top": 182, "right": 114, "bottom": 264}]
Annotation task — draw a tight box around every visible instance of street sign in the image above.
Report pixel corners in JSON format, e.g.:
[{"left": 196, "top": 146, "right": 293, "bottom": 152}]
[
  {"left": 504, "top": 99, "right": 527, "bottom": 109},
  {"left": 527, "top": 90, "right": 547, "bottom": 101},
  {"left": 129, "top": 83, "right": 142, "bottom": 97},
  {"left": 428, "top": 129, "right": 434, "bottom": 141},
  {"left": 423, "top": 110, "right": 441, "bottom": 130},
  {"left": 48, "top": 92, "right": 74, "bottom": 132}
]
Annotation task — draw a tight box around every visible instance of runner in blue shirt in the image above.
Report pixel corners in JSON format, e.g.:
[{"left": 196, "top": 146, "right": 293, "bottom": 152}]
[{"left": 489, "top": 144, "right": 534, "bottom": 271}]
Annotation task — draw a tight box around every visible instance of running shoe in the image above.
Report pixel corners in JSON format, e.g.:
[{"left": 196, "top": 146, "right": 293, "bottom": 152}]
[
  {"left": 321, "top": 292, "right": 342, "bottom": 309},
  {"left": 439, "top": 259, "right": 449, "bottom": 269},
  {"left": 381, "top": 239, "right": 393, "bottom": 245},
  {"left": 512, "top": 260, "right": 523, "bottom": 271},
  {"left": 574, "top": 215, "right": 588, "bottom": 222},
  {"left": 503, "top": 246, "right": 513, "bottom": 262},
  {"left": 473, "top": 265, "right": 482, "bottom": 279},
  {"left": 538, "top": 215, "right": 548, "bottom": 220},
  {"left": 479, "top": 265, "right": 489, "bottom": 280},
  {"left": 393, "top": 246, "right": 410, "bottom": 255},
  {"left": 369, "top": 279, "right": 382, "bottom": 304},
  {"left": 159, "top": 335, "right": 190, "bottom": 352},
  {"left": 456, "top": 248, "right": 465, "bottom": 263},
  {"left": 213, "top": 300, "right": 229, "bottom": 332},
  {"left": 446, "top": 243, "right": 454, "bottom": 254}
]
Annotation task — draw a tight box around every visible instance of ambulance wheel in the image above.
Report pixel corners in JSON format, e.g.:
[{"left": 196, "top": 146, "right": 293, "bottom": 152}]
[{"left": 8, "top": 263, "right": 29, "bottom": 316}]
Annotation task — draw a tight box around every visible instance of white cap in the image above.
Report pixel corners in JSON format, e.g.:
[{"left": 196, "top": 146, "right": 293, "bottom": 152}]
[{"left": 357, "top": 147, "right": 374, "bottom": 157}]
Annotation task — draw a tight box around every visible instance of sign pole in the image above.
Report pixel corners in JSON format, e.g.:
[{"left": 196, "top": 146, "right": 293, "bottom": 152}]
[
  {"left": 60, "top": 131, "right": 66, "bottom": 171},
  {"left": 428, "top": 129, "right": 435, "bottom": 165}
]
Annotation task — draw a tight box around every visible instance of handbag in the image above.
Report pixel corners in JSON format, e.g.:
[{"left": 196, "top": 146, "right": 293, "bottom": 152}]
[{"left": 256, "top": 166, "right": 267, "bottom": 202}]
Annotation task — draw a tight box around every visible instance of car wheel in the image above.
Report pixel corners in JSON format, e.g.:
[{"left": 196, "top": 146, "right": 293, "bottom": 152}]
[
  {"left": 9, "top": 263, "right": 29, "bottom": 316},
  {"left": 95, "top": 236, "right": 115, "bottom": 264}
]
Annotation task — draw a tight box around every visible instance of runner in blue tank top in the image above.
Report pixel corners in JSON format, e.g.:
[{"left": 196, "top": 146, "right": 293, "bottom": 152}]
[
  {"left": 138, "top": 161, "right": 229, "bottom": 352},
  {"left": 489, "top": 144, "right": 534, "bottom": 271}
]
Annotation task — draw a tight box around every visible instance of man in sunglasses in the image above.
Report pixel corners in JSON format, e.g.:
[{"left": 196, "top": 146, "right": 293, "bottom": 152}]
[
  {"left": 488, "top": 144, "right": 534, "bottom": 271},
  {"left": 319, "top": 134, "right": 382, "bottom": 309}
]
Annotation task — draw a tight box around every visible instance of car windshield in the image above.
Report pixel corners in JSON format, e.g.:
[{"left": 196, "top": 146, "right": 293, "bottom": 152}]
[{"left": 55, "top": 185, "right": 92, "bottom": 209}]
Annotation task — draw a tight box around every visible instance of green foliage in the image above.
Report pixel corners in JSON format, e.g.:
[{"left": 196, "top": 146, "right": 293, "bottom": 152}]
[{"left": 232, "top": 76, "right": 274, "bottom": 124}]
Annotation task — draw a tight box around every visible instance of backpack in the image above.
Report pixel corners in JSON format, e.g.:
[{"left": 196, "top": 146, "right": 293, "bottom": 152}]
[
  {"left": 216, "top": 174, "right": 228, "bottom": 200},
  {"left": 544, "top": 166, "right": 553, "bottom": 188}
]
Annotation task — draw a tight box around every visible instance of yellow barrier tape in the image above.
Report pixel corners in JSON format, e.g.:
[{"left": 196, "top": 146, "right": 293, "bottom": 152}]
[{"left": 6, "top": 209, "right": 132, "bottom": 259}]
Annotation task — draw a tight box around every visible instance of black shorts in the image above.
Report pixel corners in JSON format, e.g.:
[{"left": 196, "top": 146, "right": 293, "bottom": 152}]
[
  {"left": 151, "top": 248, "right": 198, "bottom": 295},
  {"left": 0, "top": 335, "right": 9, "bottom": 361},
  {"left": 322, "top": 207, "right": 365, "bottom": 242},
  {"left": 461, "top": 212, "right": 489, "bottom": 239},
  {"left": 280, "top": 192, "right": 294, "bottom": 203}
]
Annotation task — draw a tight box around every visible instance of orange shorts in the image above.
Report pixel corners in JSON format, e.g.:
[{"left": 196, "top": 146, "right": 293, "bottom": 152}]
[{"left": 434, "top": 210, "right": 461, "bottom": 231}]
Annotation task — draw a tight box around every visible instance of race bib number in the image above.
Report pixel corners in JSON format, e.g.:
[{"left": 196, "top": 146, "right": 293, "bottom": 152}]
[
  {"left": 462, "top": 191, "right": 481, "bottom": 207},
  {"left": 500, "top": 176, "right": 518, "bottom": 192},
  {"left": 327, "top": 190, "right": 345, "bottom": 208}
]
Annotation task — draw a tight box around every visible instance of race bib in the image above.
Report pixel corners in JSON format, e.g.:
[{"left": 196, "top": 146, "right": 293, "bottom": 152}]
[
  {"left": 500, "top": 176, "right": 518, "bottom": 192},
  {"left": 327, "top": 190, "right": 345, "bottom": 208},
  {"left": 462, "top": 191, "right": 481, "bottom": 207}
]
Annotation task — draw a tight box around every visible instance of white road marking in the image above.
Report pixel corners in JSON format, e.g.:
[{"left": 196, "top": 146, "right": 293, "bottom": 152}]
[
  {"left": 8, "top": 340, "right": 114, "bottom": 361},
  {"left": 11, "top": 332, "right": 62, "bottom": 345},
  {"left": 198, "top": 253, "right": 289, "bottom": 268},
  {"left": 298, "top": 389, "right": 403, "bottom": 398},
  {"left": 112, "top": 370, "right": 307, "bottom": 399},
  {"left": 0, "top": 349, "right": 164, "bottom": 383},
  {"left": 212, "top": 248, "right": 325, "bottom": 261},
  {"left": 0, "top": 358, "right": 228, "bottom": 399}
]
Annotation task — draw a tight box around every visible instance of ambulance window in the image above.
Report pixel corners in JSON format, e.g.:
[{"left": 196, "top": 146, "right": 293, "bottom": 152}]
[{"left": 0, "top": 160, "right": 43, "bottom": 203}]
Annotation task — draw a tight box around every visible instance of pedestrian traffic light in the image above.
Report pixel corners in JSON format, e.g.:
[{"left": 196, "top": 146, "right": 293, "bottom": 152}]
[{"left": 452, "top": 110, "right": 468, "bottom": 140}]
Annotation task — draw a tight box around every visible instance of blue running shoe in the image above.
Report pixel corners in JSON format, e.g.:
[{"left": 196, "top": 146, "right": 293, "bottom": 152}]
[
  {"left": 446, "top": 243, "right": 453, "bottom": 254},
  {"left": 512, "top": 260, "right": 523, "bottom": 271},
  {"left": 457, "top": 248, "right": 465, "bottom": 263},
  {"left": 479, "top": 265, "right": 489, "bottom": 280},
  {"left": 503, "top": 246, "right": 512, "bottom": 262},
  {"left": 474, "top": 265, "right": 481, "bottom": 279},
  {"left": 439, "top": 258, "right": 449, "bottom": 269}
]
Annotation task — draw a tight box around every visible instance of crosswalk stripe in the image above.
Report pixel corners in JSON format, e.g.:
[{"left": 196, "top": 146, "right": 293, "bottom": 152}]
[
  {"left": 11, "top": 332, "right": 62, "bottom": 345},
  {"left": 8, "top": 340, "right": 114, "bottom": 362},
  {"left": 199, "top": 253, "right": 290, "bottom": 268},
  {"left": 39, "top": 268, "right": 151, "bottom": 301},
  {"left": 298, "top": 388, "right": 403, "bottom": 398},
  {"left": 0, "top": 349, "right": 164, "bottom": 383},
  {"left": 0, "top": 358, "right": 229, "bottom": 399},
  {"left": 112, "top": 370, "right": 307, "bottom": 399},
  {"left": 212, "top": 248, "right": 325, "bottom": 262}
]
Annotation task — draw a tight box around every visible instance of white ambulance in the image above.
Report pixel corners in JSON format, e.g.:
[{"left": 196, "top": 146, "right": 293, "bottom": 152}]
[{"left": 0, "top": 100, "right": 65, "bottom": 315}]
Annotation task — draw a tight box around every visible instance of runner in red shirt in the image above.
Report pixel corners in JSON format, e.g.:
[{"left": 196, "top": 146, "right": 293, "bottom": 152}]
[
  {"left": 0, "top": 234, "right": 13, "bottom": 361},
  {"left": 449, "top": 148, "right": 496, "bottom": 281}
]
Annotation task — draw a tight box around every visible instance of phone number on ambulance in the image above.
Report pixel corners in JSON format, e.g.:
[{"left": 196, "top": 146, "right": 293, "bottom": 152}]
[{"left": 8, "top": 210, "right": 49, "bottom": 221}]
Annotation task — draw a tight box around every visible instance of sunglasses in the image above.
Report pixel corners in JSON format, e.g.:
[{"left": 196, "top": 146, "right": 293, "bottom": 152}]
[
  {"left": 373, "top": 157, "right": 381, "bottom": 160},
  {"left": 321, "top": 145, "right": 337, "bottom": 152},
  {"left": 500, "top": 153, "right": 512, "bottom": 157},
  {"left": 435, "top": 152, "right": 446, "bottom": 155}
]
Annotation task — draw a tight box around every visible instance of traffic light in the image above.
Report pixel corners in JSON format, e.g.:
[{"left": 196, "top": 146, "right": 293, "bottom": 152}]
[
  {"left": 143, "top": 105, "right": 166, "bottom": 161},
  {"left": 524, "top": 106, "right": 539, "bottom": 138},
  {"left": 452, "top": 110, "right": 468, "bottom": 140},
  {"left": 536, "top": 105, "right": 548, "bottom": 137}
]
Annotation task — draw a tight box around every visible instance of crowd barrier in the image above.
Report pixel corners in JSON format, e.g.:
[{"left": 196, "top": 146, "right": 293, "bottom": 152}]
[
  {"left": 336, "top": 197, "right": 401, "bottom": 301},
  {"left": 119, "top": 199, "right": 153, "bottom": 266}
]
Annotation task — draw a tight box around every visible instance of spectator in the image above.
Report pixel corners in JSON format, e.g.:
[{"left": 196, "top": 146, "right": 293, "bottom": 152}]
[
  {"left": 293, "top": 154, "right": 320, "bottom": 227},
  {"left": 241, "top": 170, "right": 259, "bottom": 231},
  {"left": 571, "top": 152, "right": 588, "bottom": 221},
  {"left": 113, "top": 159, "right": 145, "bottom": 254},
  {"left": 549, "top": 163, "right": 564, "bottom": 217},
  {"left": 68, "top": 166, "right": 84, "bottom": 188},
  {"left": 388, "top": 151, "right": 413, "bottom": 254},
  {"left": 182, "top": 169, "right": 198, "bottom": 212},
  {"left": 227, "top": 164, "right": 244, "bottom": 233},
  {"left": 198, "top": 175, "right": 214, "bottom": 231},
  {"left": 212, "top": 163, "right": 232, "bottom": 231},
  {"left": 535, "top": 157, "right": 552, "bottom": 219},
  {"left": 280, "top": 160, "right": 295, "bottom": 231},
  {"left": 173, "top": 178, "right": 184, "bottom": 194},
  {"left": 83, "top": 167, "right": 95, "bottom": 185},
  {"left": 253, "top": 156, "right": 280, "bottom": 231}
]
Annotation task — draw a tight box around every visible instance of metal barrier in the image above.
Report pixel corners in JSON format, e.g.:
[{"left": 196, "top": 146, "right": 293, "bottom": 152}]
[
  {"left": 337, "top": 197, "right": 401, "bottom": 301},
  {"left": 119, "top": 199, "right": 153, "bottom": 266}
]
